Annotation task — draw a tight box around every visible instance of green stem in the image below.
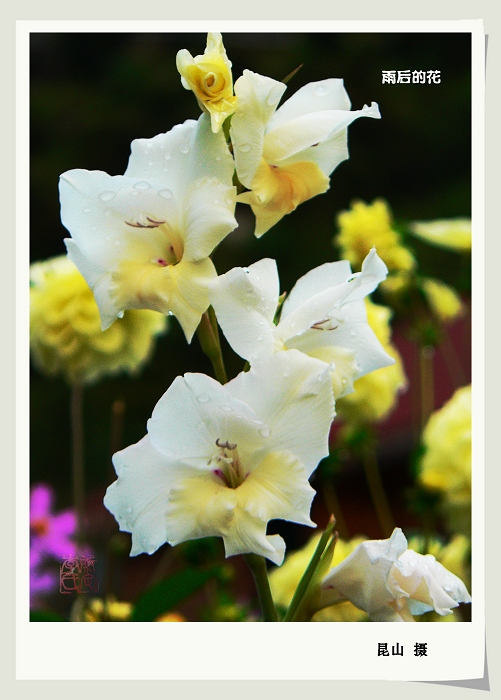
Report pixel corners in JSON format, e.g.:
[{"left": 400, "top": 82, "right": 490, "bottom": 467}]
[
  {"left": 196, "top": 309, "right": 228, "bottom": 384},
  {"left": 243, "top": 554, "right": 278, "bottom": 622},
  {"left": 70, "top": 383, "right": 85, "bottom": 548},
  {"left": 362, "top": 445, "right": 395, "bottom": 539},
  {"left": 419, "top": 344, "right": 435, "bottom": 431},
  {"left": 283, "top": 517, "right": 336, "bottom": 622}
]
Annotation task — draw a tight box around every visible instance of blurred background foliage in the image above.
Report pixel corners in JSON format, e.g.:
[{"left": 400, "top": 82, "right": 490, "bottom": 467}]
[{"left": 30, "top": 32, "right": 471, "bottom": 616}]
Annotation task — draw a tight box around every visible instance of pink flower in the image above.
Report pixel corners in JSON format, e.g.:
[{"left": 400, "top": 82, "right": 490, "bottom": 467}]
[{"left": 30, "top": 483, "right": 77, "bottom": 561}]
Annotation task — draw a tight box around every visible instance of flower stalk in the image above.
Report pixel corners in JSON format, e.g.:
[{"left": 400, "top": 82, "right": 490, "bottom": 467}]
[
  {"left": 243, "top": 553, "right": 278, "bottom": 622},
  {"left": 70, "top": 383, "right": 85, "bottom": 547}
]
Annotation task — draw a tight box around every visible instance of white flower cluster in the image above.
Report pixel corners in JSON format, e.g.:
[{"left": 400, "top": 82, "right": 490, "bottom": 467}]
[{"left": 59, "top": 33, "right": 471, "bottom": 620}]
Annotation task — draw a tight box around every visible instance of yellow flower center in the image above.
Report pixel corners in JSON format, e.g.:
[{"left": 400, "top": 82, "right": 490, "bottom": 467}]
[{"left": 209, "top": 439, "right": 247, "bottom": 489}]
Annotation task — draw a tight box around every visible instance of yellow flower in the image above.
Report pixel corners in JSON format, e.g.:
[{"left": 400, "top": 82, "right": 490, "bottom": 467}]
[
  {"left": 335, "top": 199, "right": 416, "bottom": 273},
  {"left": 231, "top": 71, "right": 380, "bottom": 236},
  {"left": 78, "top": 596, "right": 133, "bottom": 621},
  {"left": 419, "top": 385, "right": 471, "bottom": 506},
  {"left": 335, "top": 299, "right": 407, "bottom": 423},
  {"left": 177, "top": 33, "right": 237, "bottom": 133},
  {"left": 409, "top": 218, "right": 472, "bottom": 252},
  {"left": 269, "top": 532, "right": 368, "bottom": 621},
  {"left": 422, "top": 277, "right": 463, "bottom": 323},
  {"left": 30, "top": 256, "right": 167, "bottom": 384},
  {"left": 155, "top": 612, "right": 186, "bottom": 622}
]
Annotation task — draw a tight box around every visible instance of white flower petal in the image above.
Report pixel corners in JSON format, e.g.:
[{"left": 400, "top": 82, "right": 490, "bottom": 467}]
[
  {"left": 231, "top": 70, "right": 287, "bottom": 188},
  {"left": 267, "top": 79, "right": 352, "bottom": 130},
  {"left": 209, "top": 258, "right": 279, "bottom": 362},
  {"left": 104, "top": 435, "right": 174, "bottom": 556},
  {"left": 320, "top": 528, "right": 408, "bottom": 613},
  {"left": 125, "top": 114, "right": 235, "bottom": 195},
  {"left": 276, "top": 249, "right": 388, "bottom": 341},
  {"left": 281, "top": 260, "right": 352, "bottom": 317},
  {"left": 182, "top": 177, "right": 237, "bottom": 261},
  {"left": 146, "top": 373, "right": 266, "bottom": 463},
  {"left": 227, "top": 351, "right": 334, "bottom": 476}
]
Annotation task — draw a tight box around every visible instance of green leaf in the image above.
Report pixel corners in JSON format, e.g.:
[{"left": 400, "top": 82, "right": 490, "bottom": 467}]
[{"left": 131, "top": 567, "right": 219, "bottom": 622}]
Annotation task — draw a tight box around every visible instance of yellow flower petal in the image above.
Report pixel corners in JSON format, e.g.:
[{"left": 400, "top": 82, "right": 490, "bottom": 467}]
[{"left": 238, "top": 159, "right": 329, "bottom": 237}]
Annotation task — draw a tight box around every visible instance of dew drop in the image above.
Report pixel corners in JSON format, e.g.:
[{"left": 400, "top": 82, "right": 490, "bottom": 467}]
[
  {"left": 197, "top": 394, "right": 210, "bottom": 403},
  {"left": 134, "top": 180, "right": 150, "bottom": 190},
  {"left": 350, "top": 330, "right": 356, "bottom": 337},
  {"left": 259, "top": 427, "right": 271, "bottom": 438},
  {"left": 180, "top": 143, "right": 190, "bottom": 154},
  {"left": 99, "top": 190, "right": 116, "bottom": 202},
  {"left": 125, "top": 506, "right": 133, "bottom": 514},
  {"left": 239, "top": 143, "right": 251, "bottom": 153},
  {"left": 167, "top": 310, "right": 173, "bottom": 316},
  {"left": 314, "top": 84, "right": 330, "bottom": 96},
  {"left": 251, "top": 418, "right": 264, "bottom": 425},
  {"left": 83, "top": 206, "right": 91, "bottom": 213},
  {"left": 164, "top": 153, "right": 171, "bottom": 160},
  {"left": 215, "top": 155, "right": 222, "bottom": 161},
  {"left": 243, "top": 268, "right": 250, "bottom": 274},
  {"left": 258, "top": 334, "right": 264, "bottom": 341},
  {"left": 221, "top": 405, "right": 233, "bottom": 412},
  {"left": 267, "top": 94, "right": 277, "bottom": 106},
  {"left": 158, "top": 189, "right": 173, "bottom": 200}
]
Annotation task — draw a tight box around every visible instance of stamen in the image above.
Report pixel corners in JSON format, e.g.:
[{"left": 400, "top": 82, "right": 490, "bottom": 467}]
[
  {"left": 125, "top": 216, "right": 165, "bottom": 229},
  {"left": 311, "top": 318, "right": 339, "bottom": 331}
]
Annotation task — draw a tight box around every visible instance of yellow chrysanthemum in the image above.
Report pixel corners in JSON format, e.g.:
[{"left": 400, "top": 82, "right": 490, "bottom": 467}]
[
  {"left": 409, "top": 218, "right": 472, "bottom": 252},
  {"left": 335, "top": 199, "right": 416, "bottom": 273},
  {"left": 30, "top": 255, "right": 167, "bottom": 384},
  {"left": 176, "top": 33, "right": 237, "bottom": 133},
  {"left": 419, "top": 385, "right": 471, "bottom": 506},
  {"left": 335, "top": 299, "right": 407, "bottom": 423},
  {"left": 269, "top": 532, "right": 368, "bottom": 621},
  {"left": 422, "top": 277, "right": 463, "bottom": 323},
  {"left": 155, "top": 612, "right": 186, "bottom": 622},
  {"left": 80, "top": 597, "right": 133, "bottom": 622}
]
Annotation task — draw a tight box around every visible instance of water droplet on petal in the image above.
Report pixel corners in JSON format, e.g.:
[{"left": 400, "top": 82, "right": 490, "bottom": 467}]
[
  {"left": 83, "top": 206, "right": 91, "bottom": 213},
  {"left": 180, "top": 143, "right": 190, "bottom": 154},
  {"left": 258, "top": 334, "right": 264, "bottom": 341},
  {"left": 259, "top": 427, "right": 271, "bottom": 438},
  {"left": 350, "top": 330, "right": 356, "bottom": 337},
  {"left": 134, "top": 180, "right": 150, "bottom": 190},
  {"left": 221, "top": 405, "right": 233, "bottom": 412},
  {"left": 215, "top": 155, "right": 222, "bottom": 161},
  {"left": 167, "top": 310, "right": 173, "bottom": 316},
  {"left": 239, "top": 144, "right": 251, "bottom": 153},
  {"left": 125, "top": 506, "right": 133, "bottom": 514},
  {"left": 99, "top": 190, "right": 116, "bottom": 202},
  {"left": 314, "top": 84, "right": 330, "bottom": 96},
  {"left": 158, "top": 189, "right": 173, "bottom": 199},
  {"left": 197, "top": 394, "right": 210, "bottom": 403},
  {"left": 164, "top": 153, "right": 171, "bottom": 160}
]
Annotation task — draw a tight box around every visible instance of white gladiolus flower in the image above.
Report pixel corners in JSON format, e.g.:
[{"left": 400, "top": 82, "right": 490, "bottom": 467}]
[
  {"left": 319, "top": 528, "right": 472, "bottom": 621},
  {"left": 210, "top": 248, "right": 394, "bottom": 398},
  {"left": 104, "top": 351, "right": 334, "bottom": 565},
  {"left": 59, "top": 114, "right": 237, "bottom": 342},
  {"left": 230, "top": 70, "right": 381, "bottom": 236}
]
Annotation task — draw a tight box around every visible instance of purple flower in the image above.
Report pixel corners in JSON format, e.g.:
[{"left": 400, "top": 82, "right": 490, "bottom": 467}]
[
  {"left": 30, "top": 549, "right": 58, "bottom": 608},
  {"left": 30, "top": 483, "right": 77, "bottom": 561}
]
